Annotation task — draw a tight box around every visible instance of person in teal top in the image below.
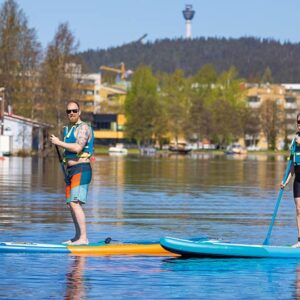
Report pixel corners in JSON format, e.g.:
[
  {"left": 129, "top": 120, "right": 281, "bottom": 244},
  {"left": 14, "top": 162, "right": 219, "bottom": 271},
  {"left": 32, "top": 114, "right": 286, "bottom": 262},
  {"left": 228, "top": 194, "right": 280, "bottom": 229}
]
[
  {"left": 281, "top": 113, "right": 300, "bottom": 247},
  {"left": 50, "top": 101, "right": 94, "bottom": 245}
]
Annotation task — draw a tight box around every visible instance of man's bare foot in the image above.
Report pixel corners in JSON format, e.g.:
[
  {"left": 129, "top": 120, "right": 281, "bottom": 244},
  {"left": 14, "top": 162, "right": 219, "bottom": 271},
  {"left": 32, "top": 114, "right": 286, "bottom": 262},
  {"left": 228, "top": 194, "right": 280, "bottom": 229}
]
[
  {"left": 291, "top": 242, "right": 300, "bottom": 248},
  {"left": 62, "top": 240, "right": 72, "bottom": 245},
  {"left": 69, "top": 239, "right": 89, "bottom": 245},
  {"left": 62, "top": 238, "right": 77, "bottom": 244}
]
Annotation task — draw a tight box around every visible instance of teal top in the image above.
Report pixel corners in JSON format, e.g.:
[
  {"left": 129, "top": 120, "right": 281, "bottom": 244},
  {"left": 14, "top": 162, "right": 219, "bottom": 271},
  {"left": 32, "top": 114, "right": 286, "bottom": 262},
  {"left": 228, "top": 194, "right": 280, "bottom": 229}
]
[
  {"left": 63, "top": 122, "right": 94, "bottom": 160},
  {"left": 290, "top": 135, "right": 300, "bottom": 165}
]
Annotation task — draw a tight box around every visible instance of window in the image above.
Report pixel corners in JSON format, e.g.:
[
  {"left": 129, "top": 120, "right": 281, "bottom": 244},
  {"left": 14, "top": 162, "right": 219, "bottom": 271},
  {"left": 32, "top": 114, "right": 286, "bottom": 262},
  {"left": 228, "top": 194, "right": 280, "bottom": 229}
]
[
  {"left": 80, "top": 89, "right": 95, "bottom": 95},
  {"left": 78, "top": 79, "right": 95, "bottom": 84},
  {"left": 285, "top": 96, "right": 296, "bottom": 103},
  {"left": 93, "top": 121, "right": 111, "bottom": 130},
  {"left": 247, "top": 96, "right": 260, "bottom": 103},
  {"left": 84, "top": 101, "right": 94, "bottom": 107}
]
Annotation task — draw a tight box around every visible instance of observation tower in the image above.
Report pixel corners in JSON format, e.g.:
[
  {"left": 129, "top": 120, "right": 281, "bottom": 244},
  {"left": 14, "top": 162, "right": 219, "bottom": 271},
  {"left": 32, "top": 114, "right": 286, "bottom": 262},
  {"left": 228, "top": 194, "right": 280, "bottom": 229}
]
[{"left": 182, "top": 5, "right": 195, "bottom": 39}]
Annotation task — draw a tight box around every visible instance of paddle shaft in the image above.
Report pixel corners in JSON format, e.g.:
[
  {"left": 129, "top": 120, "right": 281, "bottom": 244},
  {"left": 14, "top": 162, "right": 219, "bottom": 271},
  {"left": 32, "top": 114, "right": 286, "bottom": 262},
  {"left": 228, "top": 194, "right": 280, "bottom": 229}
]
[
  {"left": 55, "top": 145, "right": 68, "bottom": 179},
  {"left": 263, "top": 153, "right": 293, "bottom": 245}
]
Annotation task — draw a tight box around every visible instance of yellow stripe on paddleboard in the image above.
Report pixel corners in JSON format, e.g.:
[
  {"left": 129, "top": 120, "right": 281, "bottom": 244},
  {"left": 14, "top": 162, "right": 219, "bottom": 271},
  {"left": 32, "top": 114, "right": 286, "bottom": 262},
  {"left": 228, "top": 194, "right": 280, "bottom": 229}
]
[{"left": 67, "top": 243, "right": 176, "bottom": 256}]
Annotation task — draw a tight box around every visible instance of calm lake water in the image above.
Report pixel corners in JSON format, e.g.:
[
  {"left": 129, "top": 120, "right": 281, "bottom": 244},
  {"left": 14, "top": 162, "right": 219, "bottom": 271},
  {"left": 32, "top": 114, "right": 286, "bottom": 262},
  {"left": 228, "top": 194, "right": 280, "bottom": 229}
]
[{"left": 0, "top": 153, "right": 299, "bottom": 299}]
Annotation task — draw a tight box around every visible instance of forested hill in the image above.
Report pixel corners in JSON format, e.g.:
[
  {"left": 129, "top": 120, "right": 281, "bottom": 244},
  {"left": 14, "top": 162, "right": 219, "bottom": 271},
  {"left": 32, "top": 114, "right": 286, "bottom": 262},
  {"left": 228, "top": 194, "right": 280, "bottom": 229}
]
[{"left": 77, "top": 37, "right": 300, "bottom": 83}]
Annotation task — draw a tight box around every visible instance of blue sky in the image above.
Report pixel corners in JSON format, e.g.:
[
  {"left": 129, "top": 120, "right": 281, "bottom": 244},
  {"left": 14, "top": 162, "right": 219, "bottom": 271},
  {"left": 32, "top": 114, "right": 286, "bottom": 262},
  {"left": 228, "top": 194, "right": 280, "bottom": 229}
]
[{"left": 10, "top": 0, "right": 300, "bottom": 52}]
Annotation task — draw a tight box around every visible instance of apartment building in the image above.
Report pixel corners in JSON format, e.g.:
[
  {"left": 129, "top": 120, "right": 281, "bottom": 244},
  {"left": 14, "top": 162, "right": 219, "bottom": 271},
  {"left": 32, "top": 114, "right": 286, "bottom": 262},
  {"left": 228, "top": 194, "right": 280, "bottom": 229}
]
[
  {"left": 75, "top": 70, "right": 127, "bottom": 145},
  {"left": 246, "top": 83, "right": 300, "bottom": 150},
  {"left": 76, "top": 73, "right": 101, "bottom": 114}
]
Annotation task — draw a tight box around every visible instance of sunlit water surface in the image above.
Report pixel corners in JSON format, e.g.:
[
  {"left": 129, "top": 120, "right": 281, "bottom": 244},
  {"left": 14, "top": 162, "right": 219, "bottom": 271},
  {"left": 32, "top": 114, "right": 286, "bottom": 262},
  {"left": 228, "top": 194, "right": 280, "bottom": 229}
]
[{"left": 0, "top": 153, "right": 299, "bottom": 299}]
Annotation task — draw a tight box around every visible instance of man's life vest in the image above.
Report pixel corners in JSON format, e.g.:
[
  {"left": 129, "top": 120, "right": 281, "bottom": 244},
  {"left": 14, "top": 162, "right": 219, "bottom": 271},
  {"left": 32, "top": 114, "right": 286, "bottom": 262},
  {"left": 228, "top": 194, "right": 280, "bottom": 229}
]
[
  {"left": 63, "top": 122, "right": 94, "bottom": 160},
  {"left": 290, "top": 132, "right": 300, "bottom": 165}
]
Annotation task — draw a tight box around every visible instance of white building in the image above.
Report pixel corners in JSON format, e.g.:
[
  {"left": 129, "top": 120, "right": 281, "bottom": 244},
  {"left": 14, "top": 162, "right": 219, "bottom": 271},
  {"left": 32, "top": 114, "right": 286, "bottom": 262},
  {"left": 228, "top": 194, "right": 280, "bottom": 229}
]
[{"left": 0, "top": 112, "right": 51, "bottom": 155}]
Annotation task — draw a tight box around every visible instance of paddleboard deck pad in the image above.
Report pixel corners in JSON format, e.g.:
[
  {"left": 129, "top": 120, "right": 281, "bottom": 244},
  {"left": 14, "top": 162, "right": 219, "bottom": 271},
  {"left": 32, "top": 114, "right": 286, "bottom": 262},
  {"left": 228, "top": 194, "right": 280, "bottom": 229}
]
[{"left": 160, "top": 237, "right": 300, "bottom": 258}]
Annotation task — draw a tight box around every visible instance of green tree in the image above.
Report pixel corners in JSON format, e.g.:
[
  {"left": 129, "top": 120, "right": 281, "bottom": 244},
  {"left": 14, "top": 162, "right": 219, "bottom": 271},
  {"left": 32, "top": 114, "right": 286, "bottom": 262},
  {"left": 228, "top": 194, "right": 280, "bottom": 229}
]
[
  {"left": 261, "top": 66, "right": 273, "bottom": 84},
  {"left": 159, "top": 69, "right": 191, "bottom": 144},
  {"left": 193, "top": 64, "right": 218, "bottom": 84},
  {"left": 125, "top": 65, "right": 163, "bottom": 146},
  {"left": 17, "top": 26, "right": 41, "bottom": 119},
  {"left": 189, "top": 64, "right": 218, "bottom": 140},
  {"left": 243, "top": 107, "right": 261, "bottom": 147},
  {"left": 0, "top": 0, "right": 41, "bottom": 117},
  {"left": 210, "top": 67, "right": 246, "bottom": 146},
  {"left": 39, "top": 23, "right": 78, "bottom": 131},
  {"left": 260, "top": 98, "right": 285, "bottom": 150}
]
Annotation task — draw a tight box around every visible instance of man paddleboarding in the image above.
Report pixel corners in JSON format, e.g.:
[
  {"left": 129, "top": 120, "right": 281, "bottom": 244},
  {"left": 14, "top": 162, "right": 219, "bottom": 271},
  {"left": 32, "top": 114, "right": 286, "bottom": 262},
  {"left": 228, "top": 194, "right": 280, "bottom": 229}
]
[
  {"left": 281, "top": 113, "right": 300, "bottom": 247},
  {"left": 50, "top": 101, "right": 94, "bottom": 245}
]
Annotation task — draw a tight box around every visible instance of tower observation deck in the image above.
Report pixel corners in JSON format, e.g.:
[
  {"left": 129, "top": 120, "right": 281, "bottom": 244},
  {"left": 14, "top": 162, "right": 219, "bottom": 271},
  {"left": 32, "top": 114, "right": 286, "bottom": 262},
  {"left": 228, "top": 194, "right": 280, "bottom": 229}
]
[{"left": 182, "top": 5, "right": 195, "bottom": 39}]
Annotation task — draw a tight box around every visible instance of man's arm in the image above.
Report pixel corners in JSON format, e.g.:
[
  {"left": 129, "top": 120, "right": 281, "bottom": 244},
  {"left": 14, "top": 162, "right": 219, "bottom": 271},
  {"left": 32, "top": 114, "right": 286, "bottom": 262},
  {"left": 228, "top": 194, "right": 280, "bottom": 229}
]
[{"left": 76, "top": 124, "right": 91, "bottom": 152}]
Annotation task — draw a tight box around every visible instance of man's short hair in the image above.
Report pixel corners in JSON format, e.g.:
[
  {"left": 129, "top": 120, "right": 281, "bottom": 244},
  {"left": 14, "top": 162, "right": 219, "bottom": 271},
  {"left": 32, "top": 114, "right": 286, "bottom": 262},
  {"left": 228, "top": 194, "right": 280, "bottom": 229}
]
[{"left": 67, "top": 101, "right": 80, "bottom": 110}]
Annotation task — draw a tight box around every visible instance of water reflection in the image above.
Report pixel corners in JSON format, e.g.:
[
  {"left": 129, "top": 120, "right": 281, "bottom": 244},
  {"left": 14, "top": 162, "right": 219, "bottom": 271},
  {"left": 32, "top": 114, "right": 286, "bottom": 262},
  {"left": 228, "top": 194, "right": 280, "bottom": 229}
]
[
  {"left": 65, "top": 256, "right": 86, "bottom": 300},
  {"left": 162, "top": 257, "right": 300, "bottom": 299},
  {"left": 61, "top": 255, "right": 300, "bottom": 299},
  {"left": 0, "top": 153, "right": 290, "bottom": 197},
  {"left": 91, "top": 155, "right": 125, "bottom": 224}
]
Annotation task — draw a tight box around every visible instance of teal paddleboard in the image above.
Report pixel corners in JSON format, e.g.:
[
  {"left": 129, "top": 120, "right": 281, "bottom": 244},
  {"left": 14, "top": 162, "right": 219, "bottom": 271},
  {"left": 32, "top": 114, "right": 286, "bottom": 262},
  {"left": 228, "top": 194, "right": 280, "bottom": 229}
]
[{"left": 160, "top": 237, "right": 300, "bottom": 258}]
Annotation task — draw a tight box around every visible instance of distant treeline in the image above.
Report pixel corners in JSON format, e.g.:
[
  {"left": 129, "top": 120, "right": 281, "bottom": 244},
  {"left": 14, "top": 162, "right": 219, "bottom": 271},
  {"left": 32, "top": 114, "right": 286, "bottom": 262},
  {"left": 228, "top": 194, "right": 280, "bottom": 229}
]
[{"left": 78, "top": 37, "right": 300, "bottom": 83}]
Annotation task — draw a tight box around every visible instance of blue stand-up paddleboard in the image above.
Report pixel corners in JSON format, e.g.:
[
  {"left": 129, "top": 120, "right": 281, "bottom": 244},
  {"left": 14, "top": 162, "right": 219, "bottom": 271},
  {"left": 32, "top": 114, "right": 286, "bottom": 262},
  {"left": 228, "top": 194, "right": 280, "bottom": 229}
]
[
  {"left": 160, "top": 237, "right": 300, "bottom": 258},
  {"left": 160, "top": 140, "right": 300, "bottom": 259}
]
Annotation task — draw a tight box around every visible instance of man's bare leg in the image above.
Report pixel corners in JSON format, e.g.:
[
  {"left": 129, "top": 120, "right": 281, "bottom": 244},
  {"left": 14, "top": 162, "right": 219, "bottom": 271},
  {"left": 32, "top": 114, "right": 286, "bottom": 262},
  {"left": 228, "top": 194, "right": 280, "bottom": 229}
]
[
  {"left": 292, "top": 197, "right": 300, "bottom": 247},
  {"left": 68, "top": 201, "right": 88, "bottom": 245},
  {"left": 63, "top": 205, "right": 81, "bottom": 244}
]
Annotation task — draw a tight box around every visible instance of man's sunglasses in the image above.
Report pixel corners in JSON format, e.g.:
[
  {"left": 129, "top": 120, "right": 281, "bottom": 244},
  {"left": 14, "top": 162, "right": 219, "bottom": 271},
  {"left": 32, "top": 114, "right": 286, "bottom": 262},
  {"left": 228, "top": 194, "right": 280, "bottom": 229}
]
[{"left": 66, "top": 109, "right": 79, "bottom": 114}]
